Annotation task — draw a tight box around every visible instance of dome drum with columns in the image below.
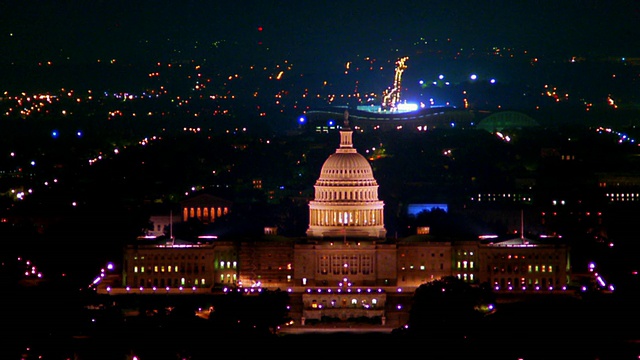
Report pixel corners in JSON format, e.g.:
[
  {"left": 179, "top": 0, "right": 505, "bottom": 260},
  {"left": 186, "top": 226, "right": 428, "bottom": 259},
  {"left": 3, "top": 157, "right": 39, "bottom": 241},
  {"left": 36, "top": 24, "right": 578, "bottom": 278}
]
[{"left": 306, "top": 111, "right": 387, "bottom": 239}]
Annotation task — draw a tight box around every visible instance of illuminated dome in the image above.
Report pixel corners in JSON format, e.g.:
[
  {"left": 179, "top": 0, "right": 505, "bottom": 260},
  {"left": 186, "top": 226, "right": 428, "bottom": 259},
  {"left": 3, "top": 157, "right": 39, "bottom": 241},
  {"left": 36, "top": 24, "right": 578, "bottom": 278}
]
[
  {"left": 316, "top": 151, "right": 376, "bottom": 184},
  {"left": 476, "top": 111, "right": 540, "bottom": 132},
  {"left": 307, "top": 111, "right": 386, "bottom": 239}
]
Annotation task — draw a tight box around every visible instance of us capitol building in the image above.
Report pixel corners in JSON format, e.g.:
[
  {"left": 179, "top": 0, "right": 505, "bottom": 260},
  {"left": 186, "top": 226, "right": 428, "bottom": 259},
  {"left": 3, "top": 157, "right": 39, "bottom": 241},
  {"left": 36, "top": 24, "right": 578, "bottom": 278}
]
[{"left": 98, "top": 111, "right": 572, "bottom": 326}]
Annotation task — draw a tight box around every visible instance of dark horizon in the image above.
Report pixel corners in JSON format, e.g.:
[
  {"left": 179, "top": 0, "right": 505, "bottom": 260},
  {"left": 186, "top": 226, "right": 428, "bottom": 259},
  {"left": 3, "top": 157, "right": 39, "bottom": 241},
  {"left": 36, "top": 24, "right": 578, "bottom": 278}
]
[{"left": 1, "top": 1, "right": 639, "bottom": 67}]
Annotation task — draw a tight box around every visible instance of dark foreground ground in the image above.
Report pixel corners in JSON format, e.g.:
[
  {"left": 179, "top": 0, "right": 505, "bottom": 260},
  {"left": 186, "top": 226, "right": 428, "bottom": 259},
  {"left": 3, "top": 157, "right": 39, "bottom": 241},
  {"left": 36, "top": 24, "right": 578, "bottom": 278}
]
[{"left": 4, "top": 288, "right": 640, "bottom": 360}]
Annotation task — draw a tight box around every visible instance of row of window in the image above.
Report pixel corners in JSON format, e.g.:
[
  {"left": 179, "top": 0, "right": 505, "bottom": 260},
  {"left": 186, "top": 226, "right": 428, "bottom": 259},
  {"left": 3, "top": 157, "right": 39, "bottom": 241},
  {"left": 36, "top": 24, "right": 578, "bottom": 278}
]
[
  {"left": 133, "top": 277, "right": 207, "bottom": 287},
  {"left": 133, "top": 265, "right": 206, "bottom": 273},
  {"left": 314, "top": 189, "right": 377, "bottom": 201},
  {"left": 400, "top": 264, "right": 446, "bottom": 271},
  {"left": 219, "top": 274, "right": 237, "bottom": 283},
  {"left": 398, "top": 263, "right": 555, "bottom": 274},
  {"left": 184, "top": 206, "right": 229, "bottom": 221},
  {"left": 401, "top": 253, "right": 447, "bottom": 257},
  {"left": 492, "top": 277, "right": 561, "bottom": 287},
  {"left": 309, "top": 298, "right": 380, "bottom": 309},
  {"left": 489, "top": 254, "right": 561, "bottom": 260},
  {"left": 133, "top": 255, "right": 206, "bottom": 260},
  {"left": 318, "top": 255, "right": 373, "bottom": 275},
  {"left": 491, "top": 265, "right": 554, "bottom": 273},
  {"left": 455, "top": 273, "right": 475, "bottom": 282}
]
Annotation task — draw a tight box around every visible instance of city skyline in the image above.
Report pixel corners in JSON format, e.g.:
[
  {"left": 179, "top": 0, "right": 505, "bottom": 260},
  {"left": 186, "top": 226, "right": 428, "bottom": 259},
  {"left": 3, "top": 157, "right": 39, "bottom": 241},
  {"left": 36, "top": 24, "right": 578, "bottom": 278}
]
[{"left": 2, "top": 3, "right": 640, "bottom": 357}]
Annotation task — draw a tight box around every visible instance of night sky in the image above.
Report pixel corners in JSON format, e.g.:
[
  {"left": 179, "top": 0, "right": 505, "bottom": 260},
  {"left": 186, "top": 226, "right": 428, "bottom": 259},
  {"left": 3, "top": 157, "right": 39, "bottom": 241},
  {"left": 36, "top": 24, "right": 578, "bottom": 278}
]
[{"left": 1, "top": 0, "right": 639, "bottom": 66}]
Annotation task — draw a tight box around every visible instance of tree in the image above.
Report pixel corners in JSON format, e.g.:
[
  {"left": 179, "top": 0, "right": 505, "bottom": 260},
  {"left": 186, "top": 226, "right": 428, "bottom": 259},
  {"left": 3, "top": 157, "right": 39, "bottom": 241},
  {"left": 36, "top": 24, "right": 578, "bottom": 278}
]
[
  {"left": 405, "top": 276, "right": 495, "bottom": 339},
  {"left": 208, "top": 289, "right": 290, "bottom": 337}
]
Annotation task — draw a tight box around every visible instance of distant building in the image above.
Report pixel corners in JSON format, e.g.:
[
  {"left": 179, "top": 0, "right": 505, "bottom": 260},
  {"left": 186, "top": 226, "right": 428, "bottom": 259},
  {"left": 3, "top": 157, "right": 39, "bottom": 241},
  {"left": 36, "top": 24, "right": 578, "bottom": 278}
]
[
  {"left": 101, "top": 111, "right": 574, "bottom": 327},
  {"left": 180, "top": 194, "right": 231, "bottom": 223}
]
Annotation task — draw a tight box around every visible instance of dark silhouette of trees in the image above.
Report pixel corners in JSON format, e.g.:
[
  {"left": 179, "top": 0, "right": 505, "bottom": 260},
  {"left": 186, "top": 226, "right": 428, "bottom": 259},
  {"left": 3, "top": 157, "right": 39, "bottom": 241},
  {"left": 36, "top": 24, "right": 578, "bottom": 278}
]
[
  {"left": 208, "top": 289, "right": 290, "bottom": 336},
  {"left": 404, "top": 276, "right": 495, "bottom": 339}
]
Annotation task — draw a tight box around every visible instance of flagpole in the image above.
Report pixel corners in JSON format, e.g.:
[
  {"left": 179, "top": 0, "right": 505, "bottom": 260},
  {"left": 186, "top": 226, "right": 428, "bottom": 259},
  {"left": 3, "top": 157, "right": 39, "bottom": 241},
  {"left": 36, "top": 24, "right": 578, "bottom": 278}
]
[{"left": 170, "top": 210, "right": 174, "bottom": 243}]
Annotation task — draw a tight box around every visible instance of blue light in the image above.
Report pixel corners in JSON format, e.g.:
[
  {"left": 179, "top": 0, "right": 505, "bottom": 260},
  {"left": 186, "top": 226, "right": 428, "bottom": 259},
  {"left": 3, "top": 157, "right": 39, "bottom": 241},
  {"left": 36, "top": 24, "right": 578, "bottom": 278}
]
[
  {"left": 298, "top": 116, "right": 306, "bottom": 124},
  {"left": 52, "top": 130, "right": 59, "bottom": 138},
  {"left": 328, "top": 120, "right": 334, "bottom": 126},
  {"left": 407, "top": 203, "right": 448, "bottom": 216},
  {"left": 77, "top": 130, "right": 83, "bottom": 137}
]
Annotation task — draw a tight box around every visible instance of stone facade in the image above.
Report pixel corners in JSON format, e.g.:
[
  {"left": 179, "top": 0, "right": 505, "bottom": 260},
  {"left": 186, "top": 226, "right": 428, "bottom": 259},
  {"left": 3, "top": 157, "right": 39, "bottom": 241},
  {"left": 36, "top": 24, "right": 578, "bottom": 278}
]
[{"left": 103, "top": 113, "right": 573, "bottom": 327}]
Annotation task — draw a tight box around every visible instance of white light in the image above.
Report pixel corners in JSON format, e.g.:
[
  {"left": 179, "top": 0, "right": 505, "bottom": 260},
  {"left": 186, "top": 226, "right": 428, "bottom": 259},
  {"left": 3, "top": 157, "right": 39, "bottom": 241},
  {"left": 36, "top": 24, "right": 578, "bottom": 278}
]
[{"left": 396, "top": 103, "right": 418, "bottom": 111}]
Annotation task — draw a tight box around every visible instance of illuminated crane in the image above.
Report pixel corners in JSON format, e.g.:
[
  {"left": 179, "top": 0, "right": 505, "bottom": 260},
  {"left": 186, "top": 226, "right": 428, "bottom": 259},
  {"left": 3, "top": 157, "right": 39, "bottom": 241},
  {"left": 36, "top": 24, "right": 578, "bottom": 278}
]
[{"left": 382, "top": 56, "right": 409, "bottom": 110}]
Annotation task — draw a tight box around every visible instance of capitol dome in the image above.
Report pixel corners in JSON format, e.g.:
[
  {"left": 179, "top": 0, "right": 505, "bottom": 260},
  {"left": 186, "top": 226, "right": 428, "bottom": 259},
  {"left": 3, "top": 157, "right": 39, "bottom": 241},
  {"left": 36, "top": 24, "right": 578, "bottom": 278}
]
[
  {"left": 316, "top": 152, "right": 377, "bottom": 184},
  {"left": 306, "top": 111, "right": 386, "bottom": 239}
]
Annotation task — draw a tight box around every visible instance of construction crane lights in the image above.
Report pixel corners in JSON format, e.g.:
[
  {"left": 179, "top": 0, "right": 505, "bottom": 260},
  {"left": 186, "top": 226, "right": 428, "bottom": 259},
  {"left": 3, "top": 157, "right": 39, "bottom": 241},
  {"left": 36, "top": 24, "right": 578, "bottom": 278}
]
[{"left": 382, "top": 56, "right": 409, "bottom": 110}]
